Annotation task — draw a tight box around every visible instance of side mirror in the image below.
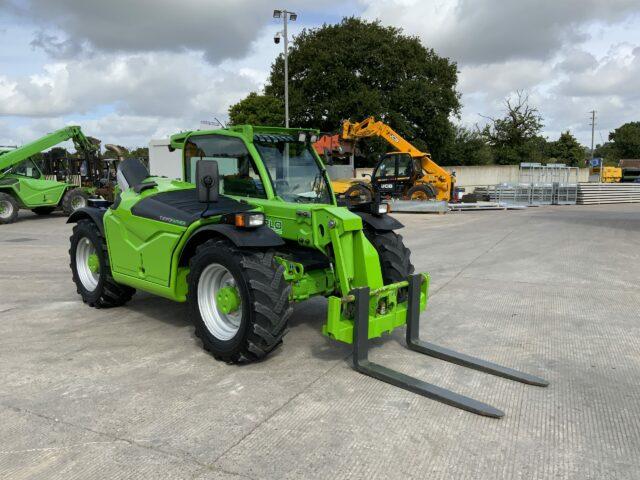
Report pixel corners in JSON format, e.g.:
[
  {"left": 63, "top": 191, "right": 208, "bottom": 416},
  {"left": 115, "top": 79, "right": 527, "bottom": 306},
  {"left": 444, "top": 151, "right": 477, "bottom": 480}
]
[{"left": 196, "top": 160, "right": 219, "bottom": 203}]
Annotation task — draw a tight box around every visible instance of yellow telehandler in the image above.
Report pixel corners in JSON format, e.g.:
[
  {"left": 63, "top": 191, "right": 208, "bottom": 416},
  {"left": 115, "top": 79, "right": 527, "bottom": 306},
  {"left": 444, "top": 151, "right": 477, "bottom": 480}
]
[{"left": 331, "top": 117, "right": 455, "bottom": 204}]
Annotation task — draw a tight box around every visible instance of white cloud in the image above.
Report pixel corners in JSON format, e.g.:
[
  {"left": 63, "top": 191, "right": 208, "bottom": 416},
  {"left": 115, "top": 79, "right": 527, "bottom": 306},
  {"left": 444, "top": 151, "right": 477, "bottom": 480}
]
[
  {"left": 360, "top": 0, "right": 640, "bottom": 145},
  {"left": 0, "top": 50, "right": 264, "bottom": 120},
  {"left": 1, "top": 0, "right": 639, "bottom": 149},
  {"left": 556, "top": 44, "right": 640, "bottom": 98},
  {"left": 2, "top": 0, "right": 344, "bottom": 63},
  {"left": 360, "top": 0, "right": 640, "bottom": 64}
]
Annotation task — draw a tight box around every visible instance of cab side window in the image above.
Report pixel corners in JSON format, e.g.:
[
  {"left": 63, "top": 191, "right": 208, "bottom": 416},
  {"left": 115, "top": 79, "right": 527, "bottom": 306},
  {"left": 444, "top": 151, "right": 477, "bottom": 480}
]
[
  {"left": 12, "top": 158, "right": 42, "bottom": 179},
  {"left": 397, "top": 154, "right": 413, "bottom": 177},
  {"left": 374, "top": 156, "right": 396, "bottom": 179},
  {"left": 184, "top": 135, "right": 265, "bottom": 198}
]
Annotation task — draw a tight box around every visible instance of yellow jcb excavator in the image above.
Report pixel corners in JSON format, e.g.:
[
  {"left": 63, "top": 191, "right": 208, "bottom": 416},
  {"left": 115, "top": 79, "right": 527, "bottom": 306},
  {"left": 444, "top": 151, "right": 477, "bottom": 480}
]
[{"left": 331, "top": 116, "right": 455, "bottom": 203}]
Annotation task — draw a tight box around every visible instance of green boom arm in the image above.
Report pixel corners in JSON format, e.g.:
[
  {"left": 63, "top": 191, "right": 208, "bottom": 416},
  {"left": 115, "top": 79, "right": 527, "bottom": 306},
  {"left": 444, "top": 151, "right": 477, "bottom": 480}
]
[{"left": 0, "top": 126, "right": 97, "bottom": 172}]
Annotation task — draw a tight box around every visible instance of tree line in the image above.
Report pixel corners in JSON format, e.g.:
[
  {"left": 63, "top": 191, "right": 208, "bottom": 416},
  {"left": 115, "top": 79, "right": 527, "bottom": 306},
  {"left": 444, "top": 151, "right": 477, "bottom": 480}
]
[{"left": 229, "top": 17, "right": 640, "bottom": 168}]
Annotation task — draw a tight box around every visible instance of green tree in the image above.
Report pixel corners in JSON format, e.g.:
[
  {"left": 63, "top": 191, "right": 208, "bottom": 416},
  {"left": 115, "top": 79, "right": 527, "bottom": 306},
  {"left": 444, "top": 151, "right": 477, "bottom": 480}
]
[
  {"left": 593, "top": 142, "right": 618, "bottom": 165},
  {"left": 228, "top": 92, "right": 284, "bottom": 126},
  {"left": 609, "top": 121, "right": 640, "bottom": 159},
  {"left": 231, "top": 17, "right": 460, "bottom": 163},
  {"left": 128, "top": 147, "right": 149, "bottom": 159},
  {"left": 481, "top": 91, "right": 544, "bottom": 164},
  {"left": 445, "top": 126, "right": 493, "bottom": 166},
  {"left": 546, "top": 131, "right": 586, "bottom": 167}
]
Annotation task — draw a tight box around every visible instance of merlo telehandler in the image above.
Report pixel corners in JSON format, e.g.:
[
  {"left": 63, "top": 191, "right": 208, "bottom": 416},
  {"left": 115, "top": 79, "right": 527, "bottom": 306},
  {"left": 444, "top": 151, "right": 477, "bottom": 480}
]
[
  {"left": 0, "top": 126, "right": 97, "bottom": 224},
  {"left": 68, "top": 125, "right": 547, "bottom": 417}
]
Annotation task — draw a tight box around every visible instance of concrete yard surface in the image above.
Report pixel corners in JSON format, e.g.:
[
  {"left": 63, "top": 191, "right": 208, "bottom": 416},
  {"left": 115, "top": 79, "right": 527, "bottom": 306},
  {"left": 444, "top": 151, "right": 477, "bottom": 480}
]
[{"left": 0, "top": 204, "right": 639, "bottom": 479}]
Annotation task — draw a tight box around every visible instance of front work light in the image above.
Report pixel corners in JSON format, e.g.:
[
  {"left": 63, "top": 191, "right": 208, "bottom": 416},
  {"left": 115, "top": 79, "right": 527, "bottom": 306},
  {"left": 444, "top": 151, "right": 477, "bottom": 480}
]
[
  {"left": 376, "top": 203, "right": 390, "bottom": 215},
  {"left": 235, "top": 212, "right": 265, "bottom": 228}
]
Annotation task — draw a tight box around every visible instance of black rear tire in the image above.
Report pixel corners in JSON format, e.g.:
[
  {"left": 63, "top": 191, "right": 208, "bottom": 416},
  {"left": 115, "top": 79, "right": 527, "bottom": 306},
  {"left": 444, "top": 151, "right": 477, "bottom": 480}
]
[
  {"left": 407, "top": 184, "right": 436, "bottom": 201},
  {"left": 62, "top": 188, "right": 90, "bottom": 215},
  {"left": 0, "top": 192, "right": 19, "bottom": 224},
  {"left": 364, "top": 228, "right": 414, "bottom": 301},
  {"left": 187, "top": 239, "right": 292, "bottom": 364},
  {"left": 32, "top": 206, "right": 56, "bottom": 215},
  {"left": 69, "top": 219, "right": 135, "bottom": 308}
]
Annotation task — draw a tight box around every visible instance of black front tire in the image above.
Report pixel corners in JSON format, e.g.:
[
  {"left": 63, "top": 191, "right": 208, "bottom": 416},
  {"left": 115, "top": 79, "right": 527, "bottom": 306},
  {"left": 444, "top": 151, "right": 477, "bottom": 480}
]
[
  {"left": 62, "top": 188, "right": 90, "bottom": 215},
  {"left": 0, "top": 192, "right": 19, "bottom": 224},
  {"left": 365, "top": 228, "right": 414, "bottom": 300},
  {"left": 344, "top": 184, "right": 373, "bottom": 207},
  {"left": 69, "top": 219, "right": 135, "bottom": 308},
  {"left": 187, "top": 239, "right": 292, "bottom": 364},
  {"left": 32, "top": 206, "right": 57, "bottom": 215}
]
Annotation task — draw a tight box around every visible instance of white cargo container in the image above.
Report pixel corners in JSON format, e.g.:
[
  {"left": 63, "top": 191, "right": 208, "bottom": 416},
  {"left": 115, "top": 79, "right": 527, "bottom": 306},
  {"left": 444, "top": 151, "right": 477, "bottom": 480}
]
[{"left": 148, "top": 139, "right": 183, "bottom": 180}]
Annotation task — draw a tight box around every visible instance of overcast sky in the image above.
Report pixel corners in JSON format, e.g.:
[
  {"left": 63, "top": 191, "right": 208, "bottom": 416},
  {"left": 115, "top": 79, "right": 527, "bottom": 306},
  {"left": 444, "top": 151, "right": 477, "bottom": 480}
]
[{"left": 1, "top": 0, "right": 639, "bottom": 150}]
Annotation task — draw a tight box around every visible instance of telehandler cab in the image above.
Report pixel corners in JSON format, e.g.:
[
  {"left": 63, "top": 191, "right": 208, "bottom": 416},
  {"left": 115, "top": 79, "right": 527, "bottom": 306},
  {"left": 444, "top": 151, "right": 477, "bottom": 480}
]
[{"left": 68, "top": 125, "right": 547, "bottom": 417}]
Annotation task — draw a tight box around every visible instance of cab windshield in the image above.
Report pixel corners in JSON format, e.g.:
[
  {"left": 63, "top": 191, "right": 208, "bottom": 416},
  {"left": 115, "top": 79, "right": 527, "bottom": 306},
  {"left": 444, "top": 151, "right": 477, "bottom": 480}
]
[{"left": 254, "top": 139, "right": 332, "bottom": 204}]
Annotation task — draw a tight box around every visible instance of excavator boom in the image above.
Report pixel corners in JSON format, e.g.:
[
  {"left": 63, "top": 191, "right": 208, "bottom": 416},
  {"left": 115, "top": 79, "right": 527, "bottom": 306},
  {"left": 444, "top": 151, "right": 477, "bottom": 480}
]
[{"left": 342, "top": 117, "right": 425, "bottom": 157}]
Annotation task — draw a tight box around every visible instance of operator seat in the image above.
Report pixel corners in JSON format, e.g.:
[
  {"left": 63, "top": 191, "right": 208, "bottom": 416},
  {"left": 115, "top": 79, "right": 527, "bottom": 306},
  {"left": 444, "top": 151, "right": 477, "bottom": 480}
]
[{"left": 117, "top": 158, "right": 150, "bottom": 192}]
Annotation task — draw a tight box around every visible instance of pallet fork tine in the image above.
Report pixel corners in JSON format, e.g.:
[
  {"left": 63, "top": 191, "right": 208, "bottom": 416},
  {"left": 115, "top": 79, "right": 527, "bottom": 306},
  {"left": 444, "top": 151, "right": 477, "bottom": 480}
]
[{"left": 351, "top": 275, "right": 548, "bottom": 418}]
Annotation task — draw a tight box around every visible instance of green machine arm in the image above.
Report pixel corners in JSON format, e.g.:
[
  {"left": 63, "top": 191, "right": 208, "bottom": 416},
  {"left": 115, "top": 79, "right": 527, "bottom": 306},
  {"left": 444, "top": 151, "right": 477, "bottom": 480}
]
[{"left": 0, "top": 126, "right": 98, "bottom": 172}]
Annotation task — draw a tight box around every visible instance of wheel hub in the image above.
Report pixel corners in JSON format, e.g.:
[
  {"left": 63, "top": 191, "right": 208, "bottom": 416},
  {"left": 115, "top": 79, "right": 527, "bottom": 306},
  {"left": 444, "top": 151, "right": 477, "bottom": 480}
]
[
  {"left": 411, "top": 191, "right": 428, "bottom": 200},
  {"left": 0, "top": 201, "right": 11, "bottom": 219},
  {"left": 215, "top": 285, "right": 241, "bottom": 314},
  {"left": 87, "top": 253, "right": 100, "bottom": 274},
  {"left": 71, "top": 196, "right": 86, "bottom": 209}
]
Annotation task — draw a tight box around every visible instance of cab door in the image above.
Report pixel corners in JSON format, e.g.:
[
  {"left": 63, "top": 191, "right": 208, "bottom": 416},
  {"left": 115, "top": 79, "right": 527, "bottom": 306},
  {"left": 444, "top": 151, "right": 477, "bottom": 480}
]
[
  {"left": 372, "top": 153, "right": 416, "bottom": 198},
  {"left": 371, "top": 154, "right": 398, "bottom": 197},
  {"left": 394, "top": 153, "right": 418, "bottom": 196}
]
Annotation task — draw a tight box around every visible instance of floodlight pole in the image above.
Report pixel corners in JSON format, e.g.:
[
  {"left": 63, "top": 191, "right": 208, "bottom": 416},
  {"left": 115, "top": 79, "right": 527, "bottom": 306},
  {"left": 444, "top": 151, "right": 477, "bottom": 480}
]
[
  {"left": 284, "top": 13, "right": 289, "bottom": 128},
  {"left": 274, "top": 9, "right": 296, "bottom": 128}
]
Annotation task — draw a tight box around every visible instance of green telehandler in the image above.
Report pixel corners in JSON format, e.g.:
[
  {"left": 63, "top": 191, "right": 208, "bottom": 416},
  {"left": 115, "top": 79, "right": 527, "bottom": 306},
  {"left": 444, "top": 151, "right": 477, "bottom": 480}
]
[
  {"left": 67, "top": 125, "right": 547, "bottom": 417},
  {"left": 0, "top": 126, "right": 98, "bottom": 224}
]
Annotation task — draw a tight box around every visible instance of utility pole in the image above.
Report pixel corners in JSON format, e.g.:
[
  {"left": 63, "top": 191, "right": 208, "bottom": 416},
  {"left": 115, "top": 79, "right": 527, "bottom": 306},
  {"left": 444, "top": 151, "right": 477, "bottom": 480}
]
[
  {"left": 589, "top": 110, "right": 596, "bottom": 160},
  {"left": 273, "top": 9, "right": 297, "bottom": 128},
  {"left": 588, "top": 110, "right": 599, "bottom": 182}
]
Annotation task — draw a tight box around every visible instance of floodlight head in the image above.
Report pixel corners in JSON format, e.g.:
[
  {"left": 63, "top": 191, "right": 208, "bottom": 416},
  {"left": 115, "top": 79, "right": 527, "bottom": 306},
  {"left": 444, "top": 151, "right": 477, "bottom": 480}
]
[
  {"left": 273, "top": 9, "right": 282, "bottom": 18},
  {"left": 289, "top": 13, "right": 297, "bottom": 21}
]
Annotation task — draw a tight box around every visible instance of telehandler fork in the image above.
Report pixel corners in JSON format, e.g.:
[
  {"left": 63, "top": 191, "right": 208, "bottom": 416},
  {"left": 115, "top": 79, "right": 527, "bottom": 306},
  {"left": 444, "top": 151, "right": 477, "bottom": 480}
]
[{"left": 352, "top": 275, "right": 547, "bottom": 417}]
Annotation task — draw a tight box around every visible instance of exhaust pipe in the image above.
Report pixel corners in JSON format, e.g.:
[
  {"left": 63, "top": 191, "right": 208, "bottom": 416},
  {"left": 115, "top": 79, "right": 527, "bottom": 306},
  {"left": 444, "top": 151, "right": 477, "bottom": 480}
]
[{"left": 104, "top": 144, "right": 127, "bottom": 161}]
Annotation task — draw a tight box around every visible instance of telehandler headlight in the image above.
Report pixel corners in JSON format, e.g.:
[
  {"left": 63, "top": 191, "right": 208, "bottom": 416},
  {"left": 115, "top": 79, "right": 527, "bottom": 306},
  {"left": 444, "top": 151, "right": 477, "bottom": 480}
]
[
  {"left": 376, "top": 203, "right": 390, "bottom": 215},
  {"left": 235, "top": 212, "right": 265, "bottom": 228}
]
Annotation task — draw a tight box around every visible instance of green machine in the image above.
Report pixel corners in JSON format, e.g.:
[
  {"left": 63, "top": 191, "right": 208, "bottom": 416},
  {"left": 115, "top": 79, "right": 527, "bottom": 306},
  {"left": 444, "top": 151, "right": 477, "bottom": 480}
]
[
  {"left": 0, "top": 126, "right": 97, "bottom": 224},
  {"left": 68, "top": 125, "right": 547, "bottom": 417}
]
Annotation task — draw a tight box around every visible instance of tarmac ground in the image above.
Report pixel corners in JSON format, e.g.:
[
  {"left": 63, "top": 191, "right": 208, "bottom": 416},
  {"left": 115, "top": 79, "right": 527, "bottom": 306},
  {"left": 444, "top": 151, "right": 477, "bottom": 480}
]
[{"left": 0, "top": 204, "right": 639, "bottom": 479}]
